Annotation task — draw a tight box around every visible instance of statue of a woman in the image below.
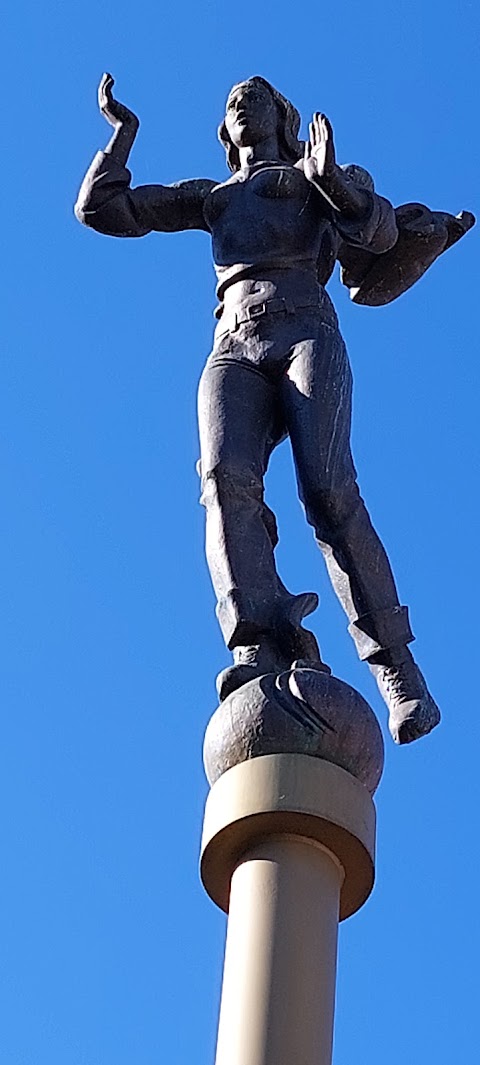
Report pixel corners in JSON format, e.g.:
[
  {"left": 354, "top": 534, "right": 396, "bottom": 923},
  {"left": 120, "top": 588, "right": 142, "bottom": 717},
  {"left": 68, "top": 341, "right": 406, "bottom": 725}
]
[{"left": 75, "top": 74, "right": 473, "bottom": 744}]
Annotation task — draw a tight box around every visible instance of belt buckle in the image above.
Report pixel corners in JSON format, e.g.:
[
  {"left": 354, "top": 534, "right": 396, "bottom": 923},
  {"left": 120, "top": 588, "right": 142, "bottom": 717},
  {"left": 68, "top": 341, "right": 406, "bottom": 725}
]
[{"left": 247, "top": 302, "right": 266, "bottom": 320}]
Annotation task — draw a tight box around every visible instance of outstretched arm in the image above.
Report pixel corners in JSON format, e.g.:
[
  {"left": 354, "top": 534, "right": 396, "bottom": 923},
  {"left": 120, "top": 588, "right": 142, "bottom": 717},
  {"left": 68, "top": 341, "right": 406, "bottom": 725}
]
[
  {"left": 304, "top": 113, "right": 397, "bottom": 253},
  {"left": 74, "top": 75, "right": 215, "bottom": 237}
]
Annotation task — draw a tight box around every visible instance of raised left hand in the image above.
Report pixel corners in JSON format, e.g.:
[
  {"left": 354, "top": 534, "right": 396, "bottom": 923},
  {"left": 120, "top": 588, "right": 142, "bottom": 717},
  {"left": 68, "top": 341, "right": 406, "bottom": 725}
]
[{"left": 304, "top": 112, "right": 336, "bottom": 184}]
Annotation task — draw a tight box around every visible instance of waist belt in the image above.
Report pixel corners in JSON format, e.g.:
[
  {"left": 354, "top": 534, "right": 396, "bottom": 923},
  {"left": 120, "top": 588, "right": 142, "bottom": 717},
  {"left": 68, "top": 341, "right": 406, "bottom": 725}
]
[{"left": 216, "top": 293, "right": 321, "bottom": 335}]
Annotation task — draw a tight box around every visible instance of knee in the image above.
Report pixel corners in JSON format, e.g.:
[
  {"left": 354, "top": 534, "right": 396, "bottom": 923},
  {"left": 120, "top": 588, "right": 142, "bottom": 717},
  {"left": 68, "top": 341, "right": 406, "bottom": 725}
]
[
  {"left": 199, "top": 461, "right": 278, "bottom": 546},
  {"left": 199, "top": 461, "right": 263, "bottom": 506},
  {"left": 302, "top": 481, "right": 364, "bottom": 542}
]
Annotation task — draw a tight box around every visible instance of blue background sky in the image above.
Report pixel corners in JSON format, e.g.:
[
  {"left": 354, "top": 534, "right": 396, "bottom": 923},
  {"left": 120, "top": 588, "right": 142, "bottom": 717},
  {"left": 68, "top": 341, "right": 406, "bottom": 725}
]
[{"left": 2, "top": 0, "right": 479, "bottom": 1061}]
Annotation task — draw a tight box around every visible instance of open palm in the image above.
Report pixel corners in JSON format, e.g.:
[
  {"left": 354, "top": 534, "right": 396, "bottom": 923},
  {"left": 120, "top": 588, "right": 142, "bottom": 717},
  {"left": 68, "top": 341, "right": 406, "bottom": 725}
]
[
  {"left": 97, "top": 73, "right": 139, "bottom": 129},
  {"left": 304, "top": 112, "right": 336, "bottom": 183}
]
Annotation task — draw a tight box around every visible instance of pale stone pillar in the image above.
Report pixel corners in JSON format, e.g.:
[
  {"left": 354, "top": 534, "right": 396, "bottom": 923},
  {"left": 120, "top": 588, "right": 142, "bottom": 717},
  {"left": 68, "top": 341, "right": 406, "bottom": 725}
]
[
  {"left": 200, "top": 671, "right": 384, "bottom": 1065},
  {"left": 215, "top": 836, "right": 342, "bottom": 1065}
]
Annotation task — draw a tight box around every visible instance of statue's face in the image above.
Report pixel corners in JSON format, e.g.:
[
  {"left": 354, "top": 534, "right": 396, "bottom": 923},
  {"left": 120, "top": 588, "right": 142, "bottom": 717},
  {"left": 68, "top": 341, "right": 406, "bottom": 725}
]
[{"left": 224, "top": 80, "right": 278, "bottom": 148}]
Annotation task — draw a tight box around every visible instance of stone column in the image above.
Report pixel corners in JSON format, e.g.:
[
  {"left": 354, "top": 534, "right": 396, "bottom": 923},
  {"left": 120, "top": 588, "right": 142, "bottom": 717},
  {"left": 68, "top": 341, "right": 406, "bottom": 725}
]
[{"left": 201, "top": 668, "right": 384, "bottom": 1065}]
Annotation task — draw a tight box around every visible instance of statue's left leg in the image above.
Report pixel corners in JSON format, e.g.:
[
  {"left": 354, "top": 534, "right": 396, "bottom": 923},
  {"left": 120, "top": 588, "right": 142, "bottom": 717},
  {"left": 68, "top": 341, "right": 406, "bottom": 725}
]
[{"left": 282, "top": 316, "right": 440, "bottom": 744}]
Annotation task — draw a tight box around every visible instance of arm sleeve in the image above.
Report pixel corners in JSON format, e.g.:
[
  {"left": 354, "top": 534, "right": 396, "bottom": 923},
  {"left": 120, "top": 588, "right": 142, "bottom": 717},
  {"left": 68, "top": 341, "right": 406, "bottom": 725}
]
[
  {"left": 333, "top": 164, "right": 398, "bottom": 254},
  {"left": 74, "top": 151, "right": 215, "bottom": 237}
]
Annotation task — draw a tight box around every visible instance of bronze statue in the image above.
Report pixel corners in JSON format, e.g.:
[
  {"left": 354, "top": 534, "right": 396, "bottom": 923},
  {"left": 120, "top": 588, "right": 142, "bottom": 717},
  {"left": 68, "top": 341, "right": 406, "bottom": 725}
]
[{"left": 75, "top": 74, "right": 473, "bottom": 744}]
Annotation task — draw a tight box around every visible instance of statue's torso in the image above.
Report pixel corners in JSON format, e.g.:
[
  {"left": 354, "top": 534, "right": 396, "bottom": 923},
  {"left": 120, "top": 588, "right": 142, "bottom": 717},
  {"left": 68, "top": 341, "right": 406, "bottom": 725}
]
[{"left": 203, "top": 162, "right": 337, "bottom": 307}]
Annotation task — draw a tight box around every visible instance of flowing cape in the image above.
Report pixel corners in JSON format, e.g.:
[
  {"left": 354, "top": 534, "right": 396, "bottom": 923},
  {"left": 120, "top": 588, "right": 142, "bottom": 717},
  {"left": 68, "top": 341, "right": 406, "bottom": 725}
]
[{"left": 339, "top": 204, "right": 475, "bottom": 306}]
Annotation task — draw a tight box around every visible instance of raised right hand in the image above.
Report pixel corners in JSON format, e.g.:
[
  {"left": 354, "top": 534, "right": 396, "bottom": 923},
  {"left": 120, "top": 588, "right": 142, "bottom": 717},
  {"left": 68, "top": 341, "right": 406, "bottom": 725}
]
[{"left": 98, "top": 73, "right": 139, "bottom": 130}]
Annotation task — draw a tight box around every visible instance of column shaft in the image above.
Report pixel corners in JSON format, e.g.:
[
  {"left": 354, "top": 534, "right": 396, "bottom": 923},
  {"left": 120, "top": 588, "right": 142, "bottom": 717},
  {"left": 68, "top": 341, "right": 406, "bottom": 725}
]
[{"left": 214, "top": 836, "right": 343, "bottom": 1065}]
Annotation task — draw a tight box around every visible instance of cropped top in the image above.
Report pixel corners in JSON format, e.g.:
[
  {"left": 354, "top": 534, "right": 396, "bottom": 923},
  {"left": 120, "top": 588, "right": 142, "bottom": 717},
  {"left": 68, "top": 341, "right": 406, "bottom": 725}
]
[{"left": 75, "top": 153, "right": 398, "bottom": 310}]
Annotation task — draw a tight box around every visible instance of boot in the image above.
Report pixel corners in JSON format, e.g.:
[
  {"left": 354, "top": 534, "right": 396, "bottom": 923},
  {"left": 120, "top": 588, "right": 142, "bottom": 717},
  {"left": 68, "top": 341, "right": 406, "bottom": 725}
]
[
  {"left": 216, "top": 636, "right": 287, "bottom": 701},
  {"left": 216, "top": 628, "right": 331, "bottom": 702},
  {"left": 369, "top": 646, "right": 440, "bottom": 745}
]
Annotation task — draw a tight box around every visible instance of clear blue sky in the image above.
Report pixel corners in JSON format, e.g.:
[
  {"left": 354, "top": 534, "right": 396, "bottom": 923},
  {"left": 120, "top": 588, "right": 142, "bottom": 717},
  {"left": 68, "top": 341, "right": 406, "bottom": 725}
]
[{"left": 2, "top": 1, "right": 479, "bottom": 1061}]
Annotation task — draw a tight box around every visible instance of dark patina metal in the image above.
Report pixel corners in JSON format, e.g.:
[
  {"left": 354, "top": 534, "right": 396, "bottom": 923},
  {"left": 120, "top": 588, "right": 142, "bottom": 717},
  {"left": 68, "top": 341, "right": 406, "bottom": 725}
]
[{"left": 75, "top": 74, "right": 474, "bottom": 745}]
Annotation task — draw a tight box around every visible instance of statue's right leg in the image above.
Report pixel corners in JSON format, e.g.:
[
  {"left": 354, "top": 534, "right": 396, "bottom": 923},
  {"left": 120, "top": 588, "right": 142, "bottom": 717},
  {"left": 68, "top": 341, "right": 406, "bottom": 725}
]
[
  {"left": 197, "top": 352, "right": 325, "bottom": 697},
  {"left": 198, "top": 353, "right": 283, "bottom": 647}
]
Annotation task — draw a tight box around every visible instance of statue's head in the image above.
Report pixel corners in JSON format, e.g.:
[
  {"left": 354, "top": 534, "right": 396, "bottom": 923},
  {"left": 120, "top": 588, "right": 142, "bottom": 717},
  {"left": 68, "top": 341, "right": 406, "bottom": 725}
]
[{"left": 219, "top": 77, "right": 303, "bottom": 172}]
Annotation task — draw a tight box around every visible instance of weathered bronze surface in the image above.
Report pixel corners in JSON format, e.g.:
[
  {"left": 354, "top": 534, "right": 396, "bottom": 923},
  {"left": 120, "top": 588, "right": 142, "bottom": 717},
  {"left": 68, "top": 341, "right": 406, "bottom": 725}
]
[{"left": 75, "top": 75, "right": 474, "bottom": 744}]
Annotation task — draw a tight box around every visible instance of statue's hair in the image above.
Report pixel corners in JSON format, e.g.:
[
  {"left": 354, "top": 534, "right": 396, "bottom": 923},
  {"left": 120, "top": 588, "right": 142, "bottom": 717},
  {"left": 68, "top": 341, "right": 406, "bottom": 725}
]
[{"left": 218, "top": 76, "right": 304, "bottom": 172}]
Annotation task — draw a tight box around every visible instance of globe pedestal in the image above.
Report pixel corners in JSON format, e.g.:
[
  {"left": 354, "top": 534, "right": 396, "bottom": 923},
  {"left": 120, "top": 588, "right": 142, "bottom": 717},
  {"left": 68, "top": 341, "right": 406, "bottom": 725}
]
[{"left": 200, "top": 669, "right": 384, "bottom": 1065}]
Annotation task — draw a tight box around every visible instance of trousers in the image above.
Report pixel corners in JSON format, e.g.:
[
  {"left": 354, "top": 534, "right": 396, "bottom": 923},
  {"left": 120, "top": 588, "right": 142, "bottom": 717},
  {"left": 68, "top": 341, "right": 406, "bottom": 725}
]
[{"left": 197, "top": 288, "right": 413, "bottom": 661}]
